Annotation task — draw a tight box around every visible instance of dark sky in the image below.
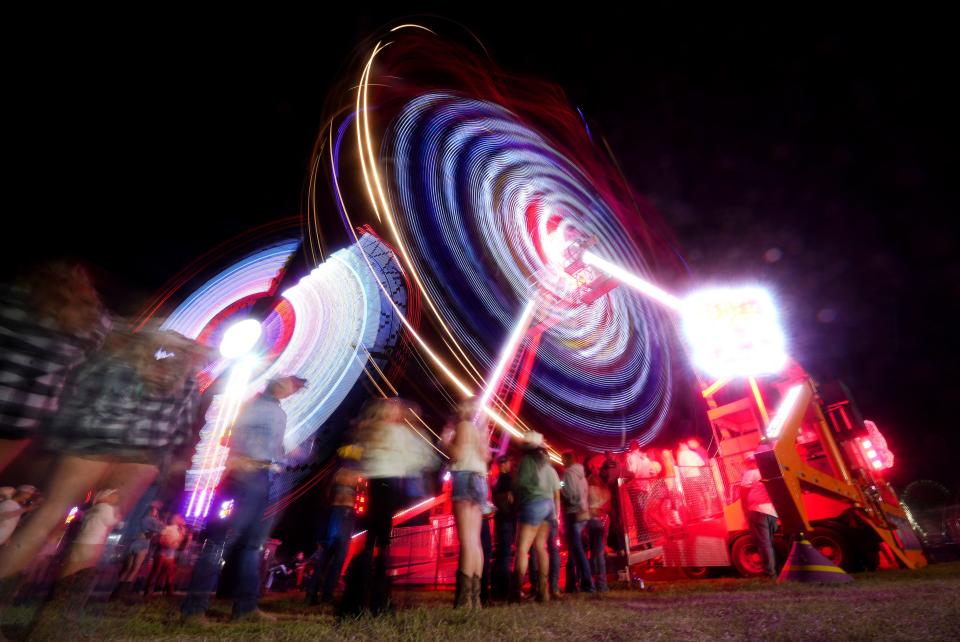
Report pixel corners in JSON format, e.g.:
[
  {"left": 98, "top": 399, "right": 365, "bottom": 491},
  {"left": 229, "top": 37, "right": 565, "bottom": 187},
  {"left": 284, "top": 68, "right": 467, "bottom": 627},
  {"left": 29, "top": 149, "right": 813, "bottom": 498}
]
[{"left": 8, "top": 8, "right": 958, "bottom": 491}]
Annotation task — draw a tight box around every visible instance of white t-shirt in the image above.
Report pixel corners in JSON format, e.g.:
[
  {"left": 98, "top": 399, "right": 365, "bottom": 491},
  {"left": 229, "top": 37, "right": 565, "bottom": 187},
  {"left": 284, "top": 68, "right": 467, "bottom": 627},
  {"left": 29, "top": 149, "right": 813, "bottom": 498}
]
[
  {"left": 677, "top": 449, "right": 706, "bottom": 477},
  {"left": 0, "top": 499, "right": 23, "bottom": 545},
  {"left": 741, "top": 468, "right": 778, "bottom": 517},
  {"left": 74, "top": 503, "right": 121, "bottom": 546}
]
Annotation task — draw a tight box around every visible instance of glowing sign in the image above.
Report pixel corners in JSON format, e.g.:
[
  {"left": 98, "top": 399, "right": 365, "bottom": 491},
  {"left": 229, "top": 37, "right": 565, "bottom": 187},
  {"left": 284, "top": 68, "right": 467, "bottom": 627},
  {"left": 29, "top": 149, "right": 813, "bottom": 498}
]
[{"left": 682, "top": 286, "right": 787, "bottom": 379}]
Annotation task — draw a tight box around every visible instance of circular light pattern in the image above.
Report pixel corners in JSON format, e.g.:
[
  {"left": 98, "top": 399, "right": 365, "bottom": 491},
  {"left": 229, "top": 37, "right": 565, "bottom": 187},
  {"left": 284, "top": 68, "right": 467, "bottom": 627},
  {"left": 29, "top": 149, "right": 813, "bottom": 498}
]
[
  {"left": 219, "top": 319, "right": 263, "bottom": 359},
  {"left": 379, "top": 92, "right": 676, "bottom": 450},
  {"left": 157, "top": 234, "right": 407, "bottom": 520}
]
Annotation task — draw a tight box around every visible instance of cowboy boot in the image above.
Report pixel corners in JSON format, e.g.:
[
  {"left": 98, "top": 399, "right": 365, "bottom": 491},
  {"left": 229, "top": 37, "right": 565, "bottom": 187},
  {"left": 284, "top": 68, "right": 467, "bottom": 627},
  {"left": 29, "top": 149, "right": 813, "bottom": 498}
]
[
  {"left": 535, "top": 573, "right": 549, "bottom": 603},
  {"left": 470, "top": 575, "right": 482, "bottom": 609},
  {"left": 454, "top": 571, "right": 471, "bottom": 608}
]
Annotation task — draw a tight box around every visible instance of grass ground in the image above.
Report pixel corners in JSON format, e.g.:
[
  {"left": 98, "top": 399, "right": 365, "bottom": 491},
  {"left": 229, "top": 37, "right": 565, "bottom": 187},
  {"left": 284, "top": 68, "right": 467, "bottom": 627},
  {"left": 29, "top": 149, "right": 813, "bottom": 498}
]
[{"left": 3, "top": 562, "right": 959, "bottom": 641}]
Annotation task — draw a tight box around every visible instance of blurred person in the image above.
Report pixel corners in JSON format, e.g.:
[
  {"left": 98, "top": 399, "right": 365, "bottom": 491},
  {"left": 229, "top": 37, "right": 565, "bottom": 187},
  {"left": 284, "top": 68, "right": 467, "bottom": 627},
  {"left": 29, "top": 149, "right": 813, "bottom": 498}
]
[
  {"left": 144, "top": 514, "right": 186, "bottom": 597},
  {"left": 740, "top": 452, "right": 779, "bottom": 578},
  {"left": 443, "top": 401, "right": 490, "bottom": 609},
  {"left": 600, "top": 451, "right": 626, "bottom": 558},
  {"left": 560, "top": 451, "right": 593, "bottom": 594},
  {"left": 340, "top": 398, "right": 434, "bottom": 615},
  {"left": 292, "top": 551, "right": 306, "bottom": 590},
  {"left": 0, "top": 328, "right": 206, "bottom": 598},
  {"left": 0, "top": 486, "right": 40, "bottom": 546},
  {"left": 491, "top": 455, "right": 515, "bottom": 600},
  {"left": 676, "top": 442, "right": 706, "bottom": 475},
  {"left": 181, "top": 375, "right": 306, "bottom": 624},
  {"left": 510, "top": 431, "right": 559, "bottom": 604},
  {"left": 0, "top": 262, "right": 112, "bottom": 474},
  {"left": 687, "top": 438, "right": 709, "bottom": 463},
  {"left": 112, "top": 500, "right": 164, "bottom": 598},
  {"left": 63, "top": 489, "right": 121, "bottom": 578},
  {"left": 587, "top": 471, "right": 611, "bottom": 591},
  {"left": 306, "top": 443, "right": 361, "bottom": 605}
]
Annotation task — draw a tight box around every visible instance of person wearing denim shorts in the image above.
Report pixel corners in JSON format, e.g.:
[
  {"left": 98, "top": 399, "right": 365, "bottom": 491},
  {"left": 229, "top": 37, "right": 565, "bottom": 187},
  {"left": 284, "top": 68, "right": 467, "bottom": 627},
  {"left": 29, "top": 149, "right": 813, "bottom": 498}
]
[
  {"left": 446, "top": 402, "right": 490, "bottom": 608},
  {"left": 511, "top": 431, "right": 560, "bottom": 603}
]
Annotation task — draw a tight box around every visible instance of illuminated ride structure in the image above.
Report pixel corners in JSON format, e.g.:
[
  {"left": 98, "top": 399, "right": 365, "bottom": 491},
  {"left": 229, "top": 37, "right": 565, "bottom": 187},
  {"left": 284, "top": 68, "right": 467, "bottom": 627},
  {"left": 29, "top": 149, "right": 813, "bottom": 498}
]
[
  {"left": 143, "top": 228, "right": 410, "bottom": 524},
  {"left": 301, "top": 23, "right": 928, "bottom": 584}
]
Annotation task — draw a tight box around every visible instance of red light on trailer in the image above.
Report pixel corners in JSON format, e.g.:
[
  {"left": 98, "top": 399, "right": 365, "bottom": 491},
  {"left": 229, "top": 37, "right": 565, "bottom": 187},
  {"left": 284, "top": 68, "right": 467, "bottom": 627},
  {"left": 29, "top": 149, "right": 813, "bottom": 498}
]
[
  {"left": 872, "top": 460, "right": 883, "bottom": 470},
  {"left": 861, "top": 440, "right": 872, "bottom": 449},
  {"left": 867, "top": 450, "right": 878, "bottom": 459}
]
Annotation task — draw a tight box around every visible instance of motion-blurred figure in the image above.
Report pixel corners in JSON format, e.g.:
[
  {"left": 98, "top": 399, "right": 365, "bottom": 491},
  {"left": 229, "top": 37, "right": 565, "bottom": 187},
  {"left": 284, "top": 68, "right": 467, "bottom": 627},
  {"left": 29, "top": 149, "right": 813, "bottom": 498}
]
[
  {"left": 0, "top": 262, "right": 111, "bottom": 473},
  {"left": 0, "top": 485, "right": 41, "bottom": 546},
  {"left": 181, "top": 375, "right": 306, "bottom": 624},
  {"left": 340, "top": 398, "right": 434, "bottom": 616},
  {"left": 0, "top": 327, "right": 205, "bottom": 601},
  {"left": 144, "top": 513, "right": 186, "bottom": 597},
  {"left": 306, "top": 443, "right": 361, "bottom": 605}
]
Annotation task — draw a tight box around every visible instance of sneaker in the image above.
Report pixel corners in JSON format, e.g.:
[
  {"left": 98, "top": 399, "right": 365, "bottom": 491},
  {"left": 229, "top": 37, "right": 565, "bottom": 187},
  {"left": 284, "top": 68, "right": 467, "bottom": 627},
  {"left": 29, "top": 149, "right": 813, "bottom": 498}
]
[{"left": 232, "top": 609, "right": 277, "bottom": 623}]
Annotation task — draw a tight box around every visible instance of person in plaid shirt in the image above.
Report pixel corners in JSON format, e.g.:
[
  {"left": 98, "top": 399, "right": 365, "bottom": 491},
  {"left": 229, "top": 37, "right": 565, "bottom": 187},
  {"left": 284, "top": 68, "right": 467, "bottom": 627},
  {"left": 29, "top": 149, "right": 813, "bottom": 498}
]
[
  {"left": 0, "top": 327, "right": 209, "bottom": 593},
  {"left": 0, "top": 261, "right": 112, "bottom": 473}
]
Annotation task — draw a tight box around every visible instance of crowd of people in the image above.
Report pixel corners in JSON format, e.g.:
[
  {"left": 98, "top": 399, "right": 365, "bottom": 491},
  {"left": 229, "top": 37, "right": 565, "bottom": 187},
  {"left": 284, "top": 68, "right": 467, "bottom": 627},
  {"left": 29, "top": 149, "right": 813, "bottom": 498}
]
[{"left": 0, "top": 260, "right": 777, "bottom": 634}]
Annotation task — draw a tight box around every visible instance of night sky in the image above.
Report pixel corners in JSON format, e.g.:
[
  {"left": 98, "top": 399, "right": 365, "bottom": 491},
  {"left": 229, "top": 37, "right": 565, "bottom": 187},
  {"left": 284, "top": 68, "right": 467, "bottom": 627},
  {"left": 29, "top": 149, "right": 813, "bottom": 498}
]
[{"left": 8, "top": 9, "right": 958, "bottom": 492}]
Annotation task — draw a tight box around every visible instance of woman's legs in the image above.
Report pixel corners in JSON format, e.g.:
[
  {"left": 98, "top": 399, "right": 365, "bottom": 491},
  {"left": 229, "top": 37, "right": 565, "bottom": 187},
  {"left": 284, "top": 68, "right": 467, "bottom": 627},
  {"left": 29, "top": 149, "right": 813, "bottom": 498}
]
[
  {"left": 533, "top": 522, "right": 550, "bottom": 602},
  {"left": 0, "top": 455, "right": 108, "bottom": 579},
  {"left": 513, "top": 523, "right": 538, "bottom": 582},
  {"left": 454, "top": 501, "right": 484, "bottom": 576}
]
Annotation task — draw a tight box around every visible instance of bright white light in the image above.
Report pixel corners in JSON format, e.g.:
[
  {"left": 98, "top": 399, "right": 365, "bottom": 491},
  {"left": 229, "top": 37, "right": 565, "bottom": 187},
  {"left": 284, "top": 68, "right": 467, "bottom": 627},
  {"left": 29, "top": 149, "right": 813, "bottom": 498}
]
[
  {"left": 861, "top": 440, "right": 872, "bottom": 449},
  {"left": 872, "top": 460, "right": 883, "bottom": 470},
  {"left": 443, "top": 471, "right": 451, "bottom": 482},
  {"left": 867, "top": 450, "right": 878, "bottom": 459},
  {"left": 765, "top": 384, "right": 804, "bottom": 439},
  {"left": 219, "top": 319, "right": 262, "bottom": 359},
  {"left": 681, "top": 286, "right": 787, "bottom": 379},
  {"left": 582, "top": 251, "right": 683, "bottom": 310}
]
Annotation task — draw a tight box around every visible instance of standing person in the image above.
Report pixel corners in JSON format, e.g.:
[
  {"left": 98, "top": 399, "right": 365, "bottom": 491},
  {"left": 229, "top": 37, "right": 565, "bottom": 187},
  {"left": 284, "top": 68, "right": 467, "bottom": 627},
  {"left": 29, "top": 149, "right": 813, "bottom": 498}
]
[
  {"left": 340, "top": 399, "right": 434, "bottom": 616},
  {"left": 490, "top": 455, "right": 515, "bottom": 601},
  {"left": 444, "top": 402, "right": 490, "bottom": 609},
  {"left": 740, "top": 452, "right": 779, "bottom": 578},
  {"left": 112, "top": 501, "right": 164, "bottom": 598},
  {"left": 600, "top": 452, "right": 626, "bottom": 558},
  {"left": 0, "top": 486, "right": 40, "bottom": 546},
  {"left": 528, "top": 459, "right": 562, "bottom": 599},
  {"left": 64, "top": 489, "right": 122, "bottom": 578},
  {"left": 510, "top": 432, "right": 559, "bottom": 604},
  {"left": 0, "top": 328, "right": 206, "bottom": 600},
  {"left": 587, "top": 471, "right": 611, "bottom": 592},
  {"left": 306, "top": 444, "right": 361, "bottom": 605},
  {"left": 560, "top": 452, "right": 593, "bottom": 594},
  {"left": 0, "top": 262, "right": 112, "bottom": 474},
  {"left": 144, "top": 514, "right": 186, "bottom": 597},
  {"left": 180, "top": 375, "right": 306, "bottom": 625}
]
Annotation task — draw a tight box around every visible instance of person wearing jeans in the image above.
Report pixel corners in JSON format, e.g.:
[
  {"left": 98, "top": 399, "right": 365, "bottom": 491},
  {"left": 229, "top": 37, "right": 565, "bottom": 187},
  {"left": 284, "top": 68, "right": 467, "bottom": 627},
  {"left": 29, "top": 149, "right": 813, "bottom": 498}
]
[
  {"left": 740, "top": 452, "right": 779, "bottom": 578},
  {"left": 561, "top": 452, "right": 593, "bottom": 593},
  {"left": 587, "top": 472, "right": 611, "bottom": 591},
  {"left": 307, "top": 445, "right": 360, "bottom": 604},
  {"left": 181, "top": 375, "right": 306, "bottom": 624}
]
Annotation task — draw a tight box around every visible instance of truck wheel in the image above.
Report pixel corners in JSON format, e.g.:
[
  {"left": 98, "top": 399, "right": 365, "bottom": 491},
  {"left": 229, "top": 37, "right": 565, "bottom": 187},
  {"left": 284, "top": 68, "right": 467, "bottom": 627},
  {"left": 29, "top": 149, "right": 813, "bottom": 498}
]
[
  {"left": 730, "top": 535, "right": 767, "bottom": 577},
  {"left": 808, "top": 527, "right": 851, "bottom": 570}
]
